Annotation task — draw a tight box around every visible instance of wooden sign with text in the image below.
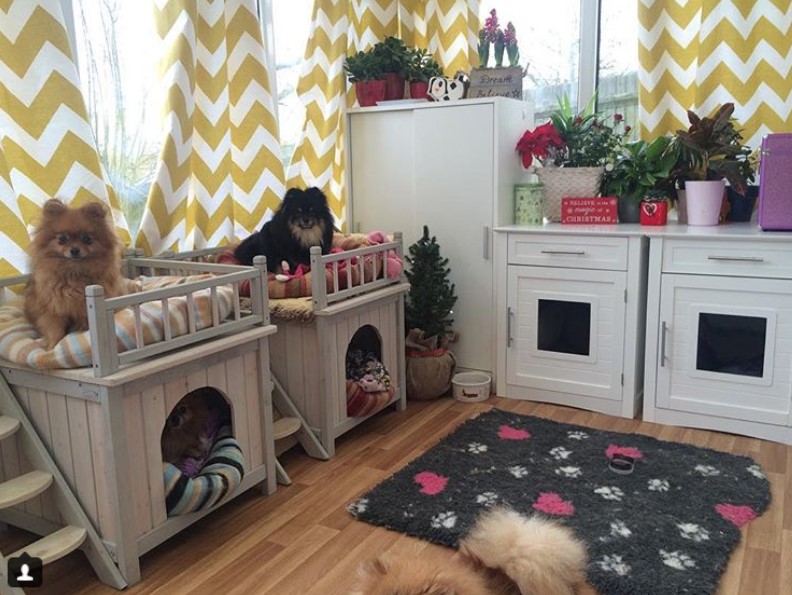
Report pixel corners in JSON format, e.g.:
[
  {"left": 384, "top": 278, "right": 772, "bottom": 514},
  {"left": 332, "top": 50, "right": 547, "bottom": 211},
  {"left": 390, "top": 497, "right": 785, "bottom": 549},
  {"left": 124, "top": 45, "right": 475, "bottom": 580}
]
[
  {"left": 561, "top": 197, "right": 619, "bottom": 224},
  {"left": 468, "top": 67, "right": 523, "bottom": 99}
]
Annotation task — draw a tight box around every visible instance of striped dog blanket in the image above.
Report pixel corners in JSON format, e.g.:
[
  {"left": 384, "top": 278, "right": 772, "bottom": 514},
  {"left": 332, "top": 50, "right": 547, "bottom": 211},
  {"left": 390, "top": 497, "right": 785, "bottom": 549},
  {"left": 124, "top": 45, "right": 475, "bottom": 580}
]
[
  {"left": 0, "top": 275, "right": 234, "bottom": 370},
  {"left": 163, "top": 424, "right": 245, "bottom": 516}
]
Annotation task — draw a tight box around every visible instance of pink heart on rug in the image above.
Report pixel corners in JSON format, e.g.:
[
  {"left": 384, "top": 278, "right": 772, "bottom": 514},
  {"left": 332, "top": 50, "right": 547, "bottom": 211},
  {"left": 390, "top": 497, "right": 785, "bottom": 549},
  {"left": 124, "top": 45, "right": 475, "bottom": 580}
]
[
  {"left": 498, "top": 425, "right": 531, "bottom": 440},
  {"left": 414, "top": 471, "right": 448, "bottom": 495},
  {"left": 532, "top": 492, "right": 575, "bottom": 516},
  {"left": 715, "top": 503, "right": 757, "bottom": 527},
  {"left": 606, "top": 444, "right": 644, "bottom": 460}
]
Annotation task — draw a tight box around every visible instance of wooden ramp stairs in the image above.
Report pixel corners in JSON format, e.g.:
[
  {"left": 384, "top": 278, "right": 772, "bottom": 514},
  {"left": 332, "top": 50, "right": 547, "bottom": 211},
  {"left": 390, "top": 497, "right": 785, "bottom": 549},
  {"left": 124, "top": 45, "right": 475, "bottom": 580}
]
[
  {"left": 271, "top": 372, "right": 329, "bottom": 485},
  {"left": 0, "top": 381, "right": 125, "bottom": 594}
]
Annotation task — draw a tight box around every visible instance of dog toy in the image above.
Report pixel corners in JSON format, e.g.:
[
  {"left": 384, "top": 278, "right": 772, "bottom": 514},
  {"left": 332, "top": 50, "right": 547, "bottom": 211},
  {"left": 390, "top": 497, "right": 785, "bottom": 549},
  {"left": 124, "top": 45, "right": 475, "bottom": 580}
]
[{"left": 275, "top": 260, "right": 308, "bottom": 282}]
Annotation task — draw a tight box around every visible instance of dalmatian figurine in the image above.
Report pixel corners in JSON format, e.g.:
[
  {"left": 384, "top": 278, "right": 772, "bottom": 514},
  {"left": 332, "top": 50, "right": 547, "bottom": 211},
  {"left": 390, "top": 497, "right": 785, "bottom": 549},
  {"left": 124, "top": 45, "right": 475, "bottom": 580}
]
[{"left": 428, "top": 73, "right": 468, "bottom": 101}]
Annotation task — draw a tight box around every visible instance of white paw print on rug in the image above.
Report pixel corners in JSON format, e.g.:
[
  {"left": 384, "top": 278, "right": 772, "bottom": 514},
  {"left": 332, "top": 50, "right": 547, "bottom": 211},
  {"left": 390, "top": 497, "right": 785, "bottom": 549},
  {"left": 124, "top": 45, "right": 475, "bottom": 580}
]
[
  {"left": 508, "top": 465, "right": 529, "bottom": 478},
  {"left": 647, "top": 478, "right": 670, "bottom": 492},
  {"left": 555, "top": 466, "right": 582, "bottom": 478},
  {"left": 660, "top": 549, "right": 696, "bottom": 570},
  {"left": 476, "top": 491, "right": 498, "bottom": 506},
  {"left": 694, "top": 464, "right": 721, "bottom": 477},
  {"left": 431, "top": 511, "right": 457, "bottom": 529},
  {"left": 596, "top": 554, "right": 631, "bottom": 576},
  {"left": 594, "top": 486, "right": 625, "bottom": 501},
  {"left": 609, "top": 520, "right": 632, "bottom": 538},
  {"left": 467, "top": 442, "right": 488, "bottom": 454},
  {"left": 567, "top": 430, "right": 589, "bottom": 440},
  {"left": 747, "top": 464, "right": 765, "bottom": 479},
  {"left": 549, "top": 446, "right": 572, "bottom": 460},
  {"left": 347, "top": 498, "right": 368, "bottom": 515},
  {"left": 677, "top": 523, "right": 710, "bottom": 542}
]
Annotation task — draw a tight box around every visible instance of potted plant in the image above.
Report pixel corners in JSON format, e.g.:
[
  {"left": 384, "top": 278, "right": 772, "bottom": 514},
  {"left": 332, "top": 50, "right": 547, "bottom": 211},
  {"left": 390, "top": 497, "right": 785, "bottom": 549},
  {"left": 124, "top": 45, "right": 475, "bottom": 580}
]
[
  {"left": 344, "top": 50, "right": 385, "bottom": 107},
  {"left": 404, "top": 48, "right": 443, "bottom": 100},
  {"left": 601, "top": 136, "right": 678, "bottom": 223},
  {"left": 515, "top": 95, "right": 627, "bottom": 221},
  {"left": 371, "top": 36, "right": 409, "bottom": 100},
  {"left": 404, "top": 226, "right": 458, "bottom": 400},
  {"left": 671, "top": 103, "right": 755, "bottom": 225}
]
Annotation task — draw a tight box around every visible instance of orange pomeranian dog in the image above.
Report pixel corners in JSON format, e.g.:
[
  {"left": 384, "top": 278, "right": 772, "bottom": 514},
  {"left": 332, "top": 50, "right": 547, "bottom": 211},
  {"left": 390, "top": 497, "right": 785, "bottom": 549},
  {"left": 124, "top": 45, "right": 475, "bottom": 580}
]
[
  {"left": 160, "top": 389, "right": 222, "bottom": 465},
  {"left": 24, "top": 198, "right": 129, "bottom": 349},
  {"left": 352, "top": 507, "right": 588, "bottom": 595}
]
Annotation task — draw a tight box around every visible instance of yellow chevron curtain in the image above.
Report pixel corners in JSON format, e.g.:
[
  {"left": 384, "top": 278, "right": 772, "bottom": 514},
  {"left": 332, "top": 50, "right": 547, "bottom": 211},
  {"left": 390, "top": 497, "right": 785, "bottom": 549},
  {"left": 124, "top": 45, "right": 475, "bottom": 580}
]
[
  {"left": 639, "top": 0, "right": 792, "bottom": 147},
  {"left": 136, "top": 0, "right": 285, "bottom": 256},
  {"left": 287, "top": 0, "right": 480, "bottom": 227},
  {"left": 0, "top": 0, "right": 130, "bottom": 277}
]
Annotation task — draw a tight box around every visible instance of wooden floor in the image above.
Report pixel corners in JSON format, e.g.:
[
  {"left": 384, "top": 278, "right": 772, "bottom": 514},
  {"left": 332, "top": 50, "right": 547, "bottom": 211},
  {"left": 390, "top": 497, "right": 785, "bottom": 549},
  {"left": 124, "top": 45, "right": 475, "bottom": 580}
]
[{"left": 1, "top": 396, "right": 790, "bottom": 594}]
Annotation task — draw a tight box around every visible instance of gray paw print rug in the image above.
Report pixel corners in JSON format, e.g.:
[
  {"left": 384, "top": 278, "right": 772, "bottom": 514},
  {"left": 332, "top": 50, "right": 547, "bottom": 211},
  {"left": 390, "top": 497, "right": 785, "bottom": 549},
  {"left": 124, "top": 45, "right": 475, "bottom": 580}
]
[{"left": 347, "top": 408, "right": 771, "bottom": 595}]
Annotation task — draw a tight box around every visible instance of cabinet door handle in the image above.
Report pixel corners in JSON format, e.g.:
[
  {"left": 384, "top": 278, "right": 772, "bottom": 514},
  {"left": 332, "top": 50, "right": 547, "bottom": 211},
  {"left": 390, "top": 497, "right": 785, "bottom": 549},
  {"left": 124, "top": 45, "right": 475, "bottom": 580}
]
[
  {"left": 507, "top": 307, "right": 514, "bottom": 347},
  {"left": 540, "top": 249, "right": 586, "bottom": 255},
  {"left": 483, "top": 226, "right": 490, "bottom": 260},
  {"left": 660, "top": 321, "right": 668, "bottom": 367},
  {"left": 707, "top": 255, "right": 765, "bottom": 262}
]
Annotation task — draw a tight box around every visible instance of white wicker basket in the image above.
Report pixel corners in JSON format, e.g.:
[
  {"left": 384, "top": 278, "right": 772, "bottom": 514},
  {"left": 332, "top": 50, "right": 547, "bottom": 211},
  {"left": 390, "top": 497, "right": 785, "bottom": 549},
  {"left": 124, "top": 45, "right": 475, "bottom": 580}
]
[{"left": 536, "top": 166, "right": 604, "bottom": 222}]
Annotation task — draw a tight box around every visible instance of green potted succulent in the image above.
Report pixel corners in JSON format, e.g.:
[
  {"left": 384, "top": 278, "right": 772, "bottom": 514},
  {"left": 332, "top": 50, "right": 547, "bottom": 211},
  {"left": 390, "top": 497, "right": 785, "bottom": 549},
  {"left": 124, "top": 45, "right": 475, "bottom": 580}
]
[
  {"left": 344, "top": 50, "right": 385, "bottom": 107},
  {"left": 601, "top": 136, "right": 678, "bottom": 223},
  {"left": 371, "top": 36, "right": 410, "bottom": 100},
  {"left": 403, "top": 48, "right": 443, "bottom": 100},
  {"left": 671, "top": 103, "right": 755, "bottom": 225}
]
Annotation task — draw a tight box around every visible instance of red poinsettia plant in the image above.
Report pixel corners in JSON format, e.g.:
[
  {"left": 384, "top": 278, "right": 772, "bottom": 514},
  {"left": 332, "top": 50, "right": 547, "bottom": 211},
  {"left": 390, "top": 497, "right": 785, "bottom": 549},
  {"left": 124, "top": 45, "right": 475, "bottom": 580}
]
[{"left": 516, "top": 95, "right": 629, "bottom": 169}]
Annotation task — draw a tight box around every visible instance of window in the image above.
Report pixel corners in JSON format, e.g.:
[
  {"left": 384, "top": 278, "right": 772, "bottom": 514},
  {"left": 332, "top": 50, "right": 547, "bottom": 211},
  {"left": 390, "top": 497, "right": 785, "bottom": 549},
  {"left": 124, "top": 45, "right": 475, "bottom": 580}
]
[
  {"left": 70, "top": 0, "right": 161, "bottom": 239},
  {"left": 479, "top": 1, "right": 639, "bottom": 126},
  {"left": 263, "top": 0, "right": 314, "bottom": 169}
]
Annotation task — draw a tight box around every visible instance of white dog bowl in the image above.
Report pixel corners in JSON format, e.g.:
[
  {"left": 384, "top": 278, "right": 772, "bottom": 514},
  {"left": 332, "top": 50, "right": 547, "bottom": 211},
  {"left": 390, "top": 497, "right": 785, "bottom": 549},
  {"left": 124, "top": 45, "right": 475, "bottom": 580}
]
[{"left": 452, "top": 372, "right": 492, "bottom": 403}]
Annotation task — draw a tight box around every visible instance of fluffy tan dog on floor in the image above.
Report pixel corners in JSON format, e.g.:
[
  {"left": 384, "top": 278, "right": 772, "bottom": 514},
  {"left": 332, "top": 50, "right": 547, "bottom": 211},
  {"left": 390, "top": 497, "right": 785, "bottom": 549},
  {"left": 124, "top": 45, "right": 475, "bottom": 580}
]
[
  {"left": 351, "top": 507, "right": 588, "bottom": 595},
  {"left": 24, "top": 198, "right": 131, "bottom": 349}
]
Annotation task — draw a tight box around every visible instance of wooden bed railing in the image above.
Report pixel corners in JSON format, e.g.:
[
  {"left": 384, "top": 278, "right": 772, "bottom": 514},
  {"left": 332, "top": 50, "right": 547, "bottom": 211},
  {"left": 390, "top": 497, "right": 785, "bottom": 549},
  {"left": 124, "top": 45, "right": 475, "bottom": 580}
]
[
  {"left": 310, "top": 232, "right": 404, "bottom": 310},
  {"left": 0, "top": 256, "right": 271, "bottom": 377}
]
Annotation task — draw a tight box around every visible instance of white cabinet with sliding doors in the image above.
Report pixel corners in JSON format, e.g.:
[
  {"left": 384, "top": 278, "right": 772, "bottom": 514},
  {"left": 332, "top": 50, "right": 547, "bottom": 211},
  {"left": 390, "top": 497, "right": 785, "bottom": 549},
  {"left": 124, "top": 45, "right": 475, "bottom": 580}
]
[{"left": 644, "top": 226, "right": 792, "bottom": 444}]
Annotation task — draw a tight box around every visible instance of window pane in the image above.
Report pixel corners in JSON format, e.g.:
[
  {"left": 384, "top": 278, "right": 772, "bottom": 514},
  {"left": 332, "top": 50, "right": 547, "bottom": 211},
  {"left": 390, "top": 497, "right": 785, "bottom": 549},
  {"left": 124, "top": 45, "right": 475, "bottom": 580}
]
[
  {"left": 72, "top": 1, "right": 160, "bottom": 240},
  {"left": 479, "top": 1, "right": 580, "bottom": 120},
  {"left": 598, "top": 0, "right": 639, "bottom": 137},
  {"left": 271, "top": 0, "right": 313, "bottom": 169}
]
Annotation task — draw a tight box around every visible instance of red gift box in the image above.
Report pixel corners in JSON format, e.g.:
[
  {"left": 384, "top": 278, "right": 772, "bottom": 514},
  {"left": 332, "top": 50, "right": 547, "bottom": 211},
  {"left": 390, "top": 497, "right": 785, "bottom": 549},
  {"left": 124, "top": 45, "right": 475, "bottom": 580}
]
[{"left": 640, "top": 200, "right": 668, "bottom": 225}]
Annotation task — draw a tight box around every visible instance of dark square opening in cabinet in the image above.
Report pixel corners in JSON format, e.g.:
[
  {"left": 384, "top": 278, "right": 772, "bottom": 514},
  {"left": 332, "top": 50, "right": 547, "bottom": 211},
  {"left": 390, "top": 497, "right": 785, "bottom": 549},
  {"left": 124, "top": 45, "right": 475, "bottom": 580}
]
[
  {"left": 537, "top": 299, "right": 591, "bottom": 356},
  {"left": 696, "top": 312, "right": 766, "bottom": 378}
]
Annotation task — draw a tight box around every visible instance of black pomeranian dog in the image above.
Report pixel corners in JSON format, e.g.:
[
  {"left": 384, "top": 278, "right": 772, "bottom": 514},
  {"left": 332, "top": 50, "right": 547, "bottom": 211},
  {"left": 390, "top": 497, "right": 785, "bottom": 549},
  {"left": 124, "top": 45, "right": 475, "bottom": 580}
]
[{"left": 234, "top": 187, "right": 335, "bottom": 273}]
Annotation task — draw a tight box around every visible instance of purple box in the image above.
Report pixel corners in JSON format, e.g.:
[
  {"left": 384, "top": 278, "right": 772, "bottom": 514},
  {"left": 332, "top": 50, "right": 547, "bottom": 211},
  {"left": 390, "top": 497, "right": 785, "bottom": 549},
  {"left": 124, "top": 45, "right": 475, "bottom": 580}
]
[{"left": 758, "top": 133, "right": 792, "bottom": 231}]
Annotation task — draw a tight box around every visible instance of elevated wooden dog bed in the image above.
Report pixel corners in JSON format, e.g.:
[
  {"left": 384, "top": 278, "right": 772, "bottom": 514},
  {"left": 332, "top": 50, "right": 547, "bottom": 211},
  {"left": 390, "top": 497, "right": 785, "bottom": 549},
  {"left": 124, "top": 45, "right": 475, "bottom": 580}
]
[{"left": 0, "top": 257, "right": 277, "bottom": 588}]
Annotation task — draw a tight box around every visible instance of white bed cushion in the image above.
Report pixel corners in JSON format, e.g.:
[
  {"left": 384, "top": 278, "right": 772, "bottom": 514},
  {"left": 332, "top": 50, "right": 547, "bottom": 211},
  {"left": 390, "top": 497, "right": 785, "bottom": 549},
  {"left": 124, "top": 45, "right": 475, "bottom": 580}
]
[{"left": 0, "top": 275, "right": 234, "bottom": 370}]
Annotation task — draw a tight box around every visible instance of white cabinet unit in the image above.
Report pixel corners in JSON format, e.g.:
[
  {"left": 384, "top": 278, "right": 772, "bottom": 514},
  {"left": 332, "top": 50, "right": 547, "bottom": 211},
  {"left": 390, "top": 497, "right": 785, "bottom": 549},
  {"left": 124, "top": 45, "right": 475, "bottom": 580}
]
[
  {"left": 495, "top": 226, "right": 648, "bottom": 418},
  {"left": 644, "top": 226, "right": 792, "bottom": 444},
  {"left": 346, "top": 98, "right": 529, "bottom": 373}
]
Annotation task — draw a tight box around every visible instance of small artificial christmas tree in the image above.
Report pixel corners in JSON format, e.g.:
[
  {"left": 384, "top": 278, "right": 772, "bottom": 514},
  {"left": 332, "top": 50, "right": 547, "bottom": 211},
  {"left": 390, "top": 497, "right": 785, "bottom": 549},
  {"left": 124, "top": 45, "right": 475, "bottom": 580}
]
[{"left": 405, "top": 225, "right": 457, "bottom": 340}]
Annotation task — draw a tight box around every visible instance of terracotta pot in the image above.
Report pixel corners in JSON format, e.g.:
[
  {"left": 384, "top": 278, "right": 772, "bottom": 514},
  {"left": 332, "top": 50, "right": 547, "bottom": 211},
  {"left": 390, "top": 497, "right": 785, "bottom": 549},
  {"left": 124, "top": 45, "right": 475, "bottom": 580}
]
[
  {"left": 355, "top": 80, "right": 386, "bottom": 107},
  {"left": 382, "top": 72, "right": 405, "bottom": 100},
  {"left": 409, "top": 81, "right": 430, "bottom": 100}
]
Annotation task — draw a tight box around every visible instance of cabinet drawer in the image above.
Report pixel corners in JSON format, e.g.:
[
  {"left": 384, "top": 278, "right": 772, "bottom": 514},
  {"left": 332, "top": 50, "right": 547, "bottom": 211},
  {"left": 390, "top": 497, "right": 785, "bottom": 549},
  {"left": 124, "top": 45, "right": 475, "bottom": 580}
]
[
  {"left": 662, "top": 240, "right": 792, "bottom": 279},
  {"left": 508, "top": 234, "right": 628, "bottom": 270}
]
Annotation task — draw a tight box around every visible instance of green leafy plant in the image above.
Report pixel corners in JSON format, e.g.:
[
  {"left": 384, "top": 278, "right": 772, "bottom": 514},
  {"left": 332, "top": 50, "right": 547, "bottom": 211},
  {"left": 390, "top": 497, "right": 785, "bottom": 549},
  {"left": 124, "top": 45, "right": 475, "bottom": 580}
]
[
  {"left": 672, "top": 103, "right": 755, "bottom": 195},
  {"left": 602, "top": 136, "right": 679, "bottom": 203},
  {"left": 403, "top": 48, "right": 443, "bottom": 82},
  {"left": 517, "top": 95, "right": 628, "bottom": 169},
  {"left": 344, "top": 50, "right": 384, "bottom": 83},
  {"left": 405, "top": 226, "right": 457, "bottom": 340},
  {"left": 371, "top": 36, "right": 409, "bottom": 75}
]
